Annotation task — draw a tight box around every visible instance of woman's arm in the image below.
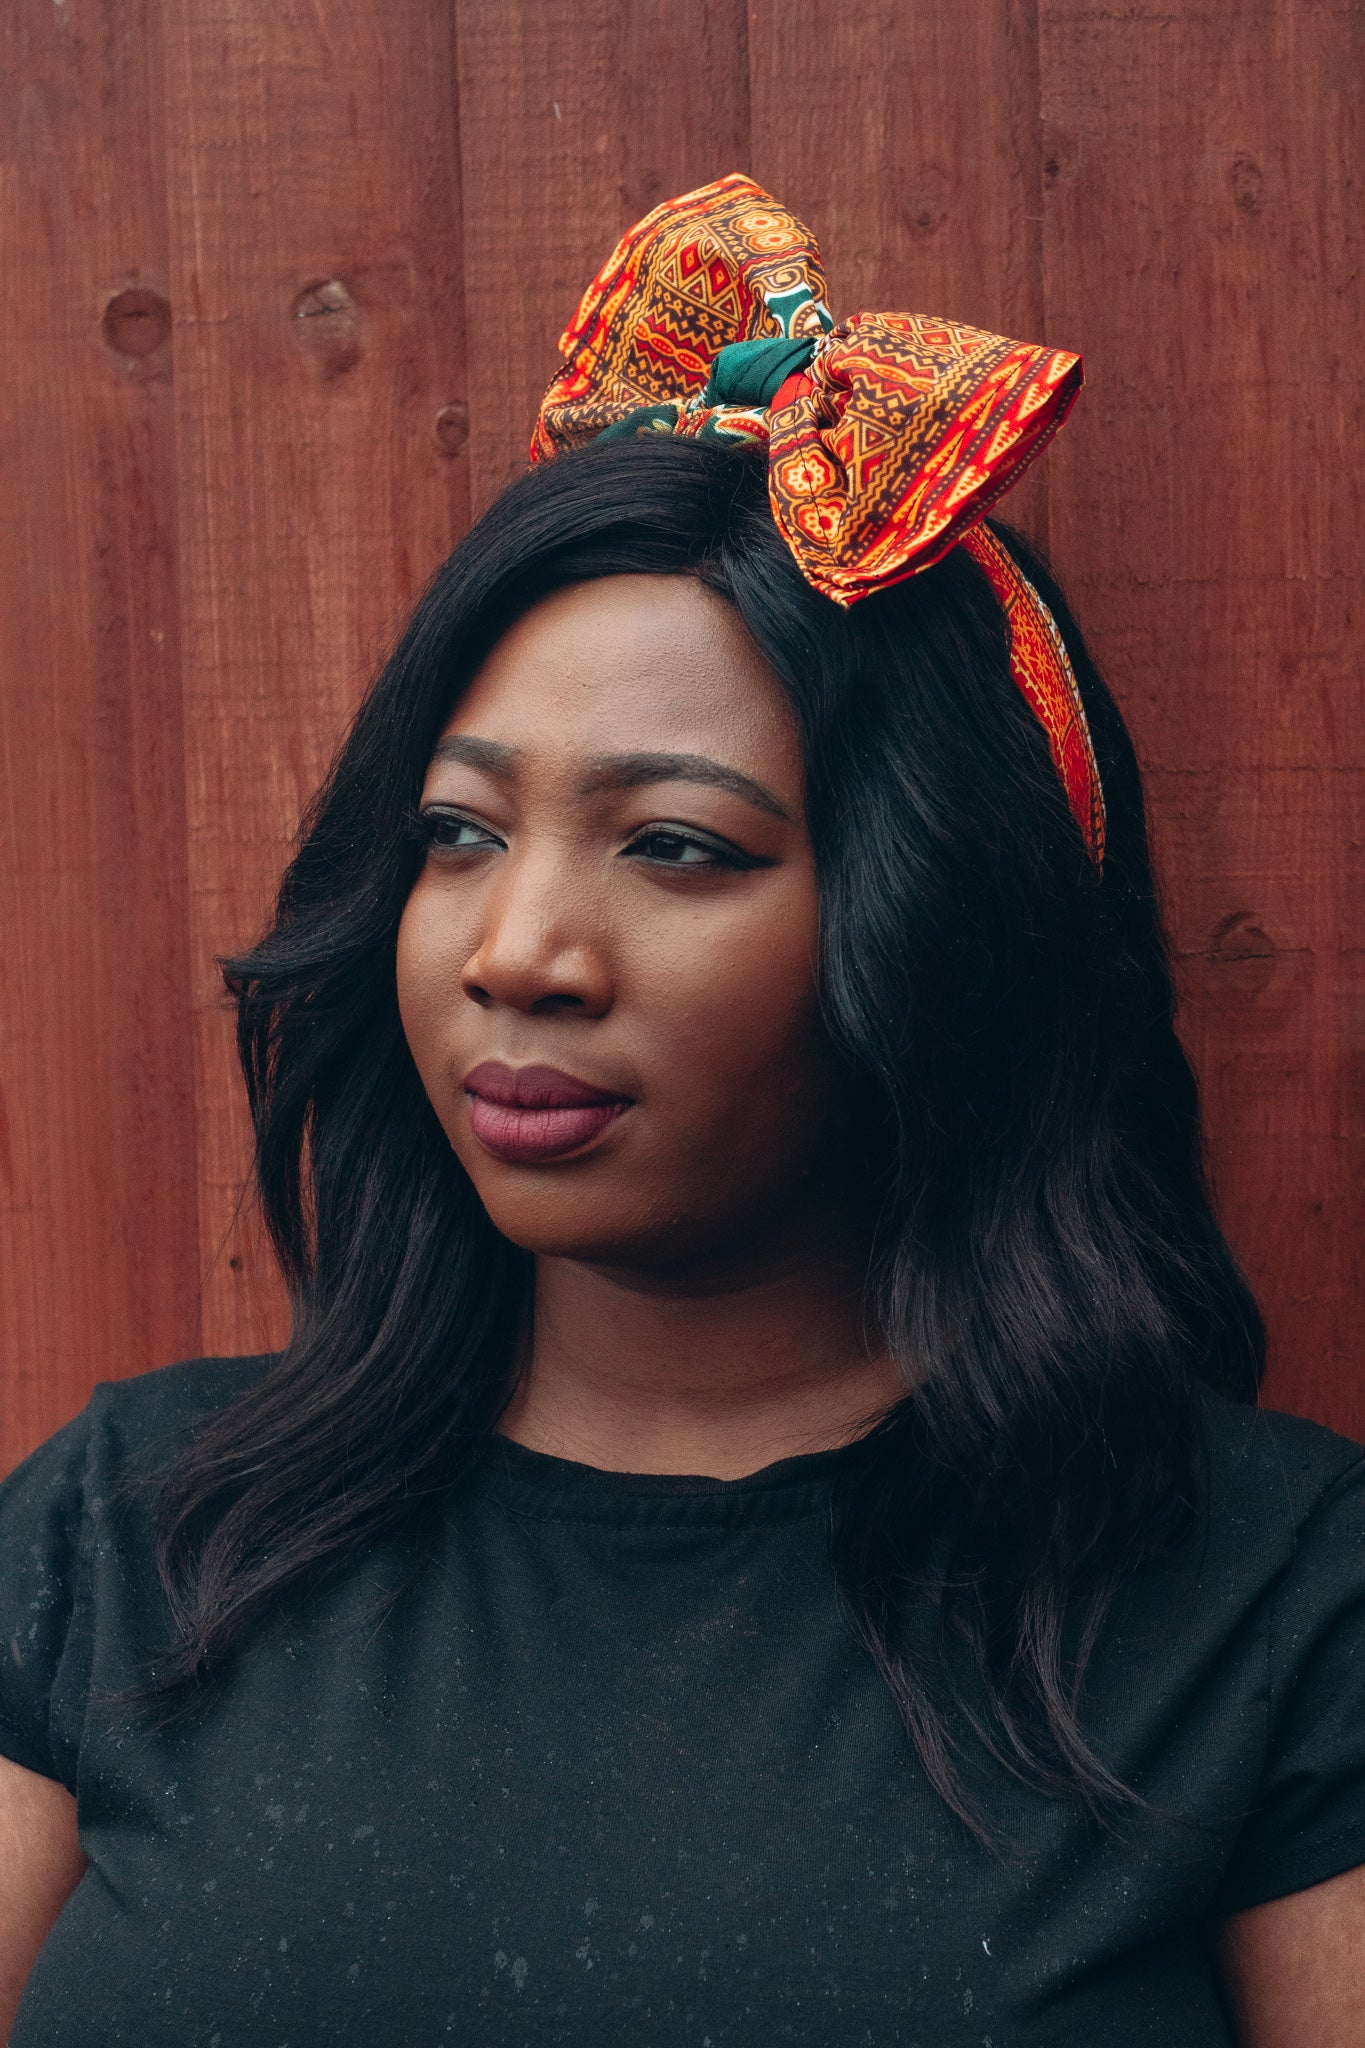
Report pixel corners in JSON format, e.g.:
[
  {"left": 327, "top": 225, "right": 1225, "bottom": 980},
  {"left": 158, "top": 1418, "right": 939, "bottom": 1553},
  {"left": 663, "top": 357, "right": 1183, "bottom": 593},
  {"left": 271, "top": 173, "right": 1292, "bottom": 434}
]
[
  {"left": 1218, "top": 1864, "right": 1365, "bottom": 2047},
  {"left": 0, "top": 1752, "right": 86, "bottom": 2043}
]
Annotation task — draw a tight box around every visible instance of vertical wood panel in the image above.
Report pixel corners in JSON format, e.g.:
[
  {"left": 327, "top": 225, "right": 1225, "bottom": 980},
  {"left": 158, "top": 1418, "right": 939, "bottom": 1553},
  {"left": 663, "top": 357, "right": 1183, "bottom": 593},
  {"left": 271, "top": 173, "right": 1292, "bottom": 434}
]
[
  {"left": 160, "top": 0, "right": 472, "bottom": 1354},
  {"left": 0, "top": 0, "right": 199, "bottom": 1468},
  {"left": 2, "top": 1, "right": 1360, "bottom": 1464},
  {"left": 1036, "top": 0, "right": 1365, "bottom": 1432},
  {"left": 748, "top": 0, "right": 1053, "bottom": 542},
  {"left": 454, "top": 0, "right": 751, "bottom": 511}
]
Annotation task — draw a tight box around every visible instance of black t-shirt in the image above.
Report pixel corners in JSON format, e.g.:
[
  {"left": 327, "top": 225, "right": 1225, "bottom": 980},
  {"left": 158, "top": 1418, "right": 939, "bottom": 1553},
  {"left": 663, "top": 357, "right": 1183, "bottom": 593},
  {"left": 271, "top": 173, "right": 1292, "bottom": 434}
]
[{"left": 3, "top": 1356, "right": 1365, "bottom": 2046}]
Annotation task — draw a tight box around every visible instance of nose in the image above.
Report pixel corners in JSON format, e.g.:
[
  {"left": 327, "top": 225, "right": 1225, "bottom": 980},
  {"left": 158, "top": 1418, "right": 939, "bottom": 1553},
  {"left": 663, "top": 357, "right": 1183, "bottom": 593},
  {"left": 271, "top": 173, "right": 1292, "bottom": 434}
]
[{"left": 459, "top": 845, "right": 612, "bottom": 1018}]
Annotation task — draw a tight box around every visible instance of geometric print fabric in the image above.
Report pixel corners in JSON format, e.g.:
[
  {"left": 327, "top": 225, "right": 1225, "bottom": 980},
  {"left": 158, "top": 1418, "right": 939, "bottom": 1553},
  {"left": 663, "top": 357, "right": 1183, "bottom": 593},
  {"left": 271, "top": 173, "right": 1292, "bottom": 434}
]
[{"left": 533, "top": 173, "right": 1103, "bottom": 863}]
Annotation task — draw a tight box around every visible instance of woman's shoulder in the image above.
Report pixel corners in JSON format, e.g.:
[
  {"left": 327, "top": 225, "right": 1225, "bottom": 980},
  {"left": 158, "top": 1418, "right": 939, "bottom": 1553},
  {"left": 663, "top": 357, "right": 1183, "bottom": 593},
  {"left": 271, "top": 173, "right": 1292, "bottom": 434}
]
[
  {"left": 79, "top": 1351, "right": 277, "bottom": 1465},
  {"left": 0, "top": 1353, "right": 276, "bottom": 1539},
  {"left": 1203, "top": 1386, "right": 1365, "bottom": 1480},
  {"left": 1198, "top": 1388, "right": 1365, "bottom": 1536},
  {"left": 1134, "top": 1389, "right": 1365, "bottom": 1675},
  {"left": 1172, "top": 1393, "right": 1365, "bottom": 1915},
  {"left": 0, "top": 1356, "right": 274, "bottom": 1786}
]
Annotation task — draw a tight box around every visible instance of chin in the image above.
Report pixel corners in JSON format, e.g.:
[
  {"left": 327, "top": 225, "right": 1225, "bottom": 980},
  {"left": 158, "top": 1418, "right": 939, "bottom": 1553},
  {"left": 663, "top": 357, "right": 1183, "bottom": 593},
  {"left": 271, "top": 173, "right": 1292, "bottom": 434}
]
[
  {"left": 480, "top": 1209, "right": 695, "bottom": 1268},
  {"left": 466, "top": 1174, "right": 734, "bottom": 1269}
]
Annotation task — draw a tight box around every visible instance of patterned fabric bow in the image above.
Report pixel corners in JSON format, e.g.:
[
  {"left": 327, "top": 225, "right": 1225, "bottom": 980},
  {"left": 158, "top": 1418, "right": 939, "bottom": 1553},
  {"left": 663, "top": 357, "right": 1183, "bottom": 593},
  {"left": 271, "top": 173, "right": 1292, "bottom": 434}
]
[{"left": 532, "top": 174, "right": 1105, "bottom": 864}]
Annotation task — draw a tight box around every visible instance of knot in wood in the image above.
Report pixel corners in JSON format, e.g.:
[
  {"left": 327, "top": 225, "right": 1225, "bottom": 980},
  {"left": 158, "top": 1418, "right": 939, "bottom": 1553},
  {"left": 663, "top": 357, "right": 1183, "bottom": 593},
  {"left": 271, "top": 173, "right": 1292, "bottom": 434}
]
[
  {"left": 102, "top": 287, "right": 172, "bottom": 360},
  {"left": 291, "top": 278, "right": 361, "bottom": 378},
  {"left": 434, "top": 402, "right": 470, "bottom": 455}
]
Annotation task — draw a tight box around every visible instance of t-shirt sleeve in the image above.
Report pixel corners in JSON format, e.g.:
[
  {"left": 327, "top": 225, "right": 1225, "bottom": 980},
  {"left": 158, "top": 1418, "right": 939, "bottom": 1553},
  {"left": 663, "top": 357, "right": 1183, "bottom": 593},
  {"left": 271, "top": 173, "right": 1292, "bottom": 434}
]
[
  {"left": 1216, "top": 1450, "right": 1365, "bottom": 1913},
  {"left": 0, "top": 1398, "right": 98, "bottom": 1787}
]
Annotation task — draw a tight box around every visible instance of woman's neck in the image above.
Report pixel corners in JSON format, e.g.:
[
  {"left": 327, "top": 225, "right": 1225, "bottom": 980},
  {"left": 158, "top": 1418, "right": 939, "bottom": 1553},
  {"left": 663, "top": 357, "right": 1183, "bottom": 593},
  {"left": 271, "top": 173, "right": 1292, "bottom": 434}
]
[{"left": 497, "top": 1226, "right": 906, "bottom": 1480}]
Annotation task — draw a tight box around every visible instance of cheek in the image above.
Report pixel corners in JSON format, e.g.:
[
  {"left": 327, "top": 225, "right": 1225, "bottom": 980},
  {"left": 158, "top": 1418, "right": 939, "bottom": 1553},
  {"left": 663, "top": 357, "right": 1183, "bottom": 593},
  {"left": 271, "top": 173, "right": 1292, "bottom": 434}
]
[
  {"left": 394, "top": 885, "right": 469, "bottom": 1093},
  {"left": 658, "top": 923, "right": 817, "bottom": 1066},
  {"left": 628, "top": 881, "right": 831, "bottom": 1147}
]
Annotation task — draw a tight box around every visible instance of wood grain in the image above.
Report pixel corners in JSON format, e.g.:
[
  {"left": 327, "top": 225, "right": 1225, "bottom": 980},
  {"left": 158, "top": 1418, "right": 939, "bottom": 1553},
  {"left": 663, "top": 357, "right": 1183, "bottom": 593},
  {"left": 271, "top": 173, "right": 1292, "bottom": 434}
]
[
  {"left": 1, "top": 0, "right": 1360, "bottom": 1465},
  {"left": 159, "top": 0, "right": 472, "bottom": 1357},
  {"left": 0, "top": 0, "right": 199, "bottom": 1465},
  {"left": 1037, "top": 0, "right": 1365, "bottom": 1432},
  {"left": 748, "top": 0, "right": 1054, "bottom": 543},
  {"left": 454, "top": 0, "right": 750, "bottom": 510}
]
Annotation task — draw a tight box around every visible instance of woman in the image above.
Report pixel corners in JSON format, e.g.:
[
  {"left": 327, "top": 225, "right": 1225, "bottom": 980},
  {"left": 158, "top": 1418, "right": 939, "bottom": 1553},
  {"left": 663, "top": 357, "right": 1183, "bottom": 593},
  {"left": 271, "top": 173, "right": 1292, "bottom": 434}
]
[{"left": 2, "top": 178, "right": 1362, "bottom": 2046}]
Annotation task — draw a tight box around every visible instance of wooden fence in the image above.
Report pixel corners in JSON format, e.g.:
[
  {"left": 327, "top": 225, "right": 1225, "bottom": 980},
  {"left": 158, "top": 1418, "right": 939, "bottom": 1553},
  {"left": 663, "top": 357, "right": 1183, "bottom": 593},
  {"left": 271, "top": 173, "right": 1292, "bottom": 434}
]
[{"left": 2, "top": 0, "right": 1361, "bottom": 1466}]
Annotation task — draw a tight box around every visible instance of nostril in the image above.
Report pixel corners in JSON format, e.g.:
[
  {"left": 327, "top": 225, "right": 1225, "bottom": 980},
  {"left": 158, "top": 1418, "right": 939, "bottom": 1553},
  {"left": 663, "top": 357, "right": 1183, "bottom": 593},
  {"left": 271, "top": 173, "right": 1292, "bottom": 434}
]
[{"left": 532, "top": 992, "right": 586, "bottom": 1015}]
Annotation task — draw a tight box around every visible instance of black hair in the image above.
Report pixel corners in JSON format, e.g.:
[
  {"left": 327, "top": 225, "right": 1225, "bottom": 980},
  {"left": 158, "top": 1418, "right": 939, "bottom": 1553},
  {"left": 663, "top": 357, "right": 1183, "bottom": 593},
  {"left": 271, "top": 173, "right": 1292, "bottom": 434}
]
[{"left": 128, "top": 437, "right": 1263, "bottom": 1835}]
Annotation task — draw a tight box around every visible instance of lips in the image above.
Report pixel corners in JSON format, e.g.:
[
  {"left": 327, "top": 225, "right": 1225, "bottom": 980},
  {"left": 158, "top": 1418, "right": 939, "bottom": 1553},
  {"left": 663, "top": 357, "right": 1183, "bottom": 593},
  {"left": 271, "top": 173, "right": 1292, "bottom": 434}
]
[{"left": 462, "top": 1062, "right": 632, "bottom": 1164}]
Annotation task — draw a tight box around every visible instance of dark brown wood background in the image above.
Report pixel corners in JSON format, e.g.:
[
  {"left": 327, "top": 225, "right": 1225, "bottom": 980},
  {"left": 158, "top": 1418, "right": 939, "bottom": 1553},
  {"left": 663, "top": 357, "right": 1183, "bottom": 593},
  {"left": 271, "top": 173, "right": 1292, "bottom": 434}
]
[{"left": 2, "top": 0, "right": 1361, "bottom": 1470}]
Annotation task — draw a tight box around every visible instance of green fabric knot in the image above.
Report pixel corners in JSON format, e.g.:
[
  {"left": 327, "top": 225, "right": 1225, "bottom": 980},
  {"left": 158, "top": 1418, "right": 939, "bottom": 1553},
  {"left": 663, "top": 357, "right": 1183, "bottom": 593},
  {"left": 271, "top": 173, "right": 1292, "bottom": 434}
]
[
  {"left": 700, "top": 335, "right": 817, "bottom": 407},
  {"left": 593, "top": 335, "right": 817, "bottom": 446},
  {"left": 596, "top": 403, "right": 681, "bottom": 442}
]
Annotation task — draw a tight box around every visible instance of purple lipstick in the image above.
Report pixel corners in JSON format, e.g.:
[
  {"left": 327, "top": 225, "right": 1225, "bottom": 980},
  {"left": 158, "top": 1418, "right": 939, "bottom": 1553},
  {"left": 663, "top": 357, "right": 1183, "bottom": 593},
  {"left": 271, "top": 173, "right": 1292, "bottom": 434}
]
[{"left": 462, "top": 1061, "right": 631, "bottom": 1164}]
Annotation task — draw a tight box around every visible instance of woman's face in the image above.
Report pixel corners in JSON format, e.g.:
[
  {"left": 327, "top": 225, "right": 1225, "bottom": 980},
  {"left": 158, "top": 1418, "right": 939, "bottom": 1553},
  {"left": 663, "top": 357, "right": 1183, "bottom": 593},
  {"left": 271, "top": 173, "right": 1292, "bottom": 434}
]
[{"left": 396, "top": 573, "right": 855, "bottom": 1266}]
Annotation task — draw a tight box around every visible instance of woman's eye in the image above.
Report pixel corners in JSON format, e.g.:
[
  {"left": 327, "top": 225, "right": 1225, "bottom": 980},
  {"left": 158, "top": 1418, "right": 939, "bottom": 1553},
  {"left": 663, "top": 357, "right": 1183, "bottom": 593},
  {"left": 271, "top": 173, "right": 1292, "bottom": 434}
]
[
  {"left": 416, "top": 810, "right": 502, "bottom": 854},
  {"left": 625, "top": 828, "right": 738, "bottom": 868}
]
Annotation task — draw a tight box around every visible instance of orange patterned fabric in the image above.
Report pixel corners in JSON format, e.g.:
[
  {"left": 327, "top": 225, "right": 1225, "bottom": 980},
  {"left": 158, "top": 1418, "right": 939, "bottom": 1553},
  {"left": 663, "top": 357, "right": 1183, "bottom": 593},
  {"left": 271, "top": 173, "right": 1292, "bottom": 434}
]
[
  {"left": 961, "top": 526, "right": 1105, "bottom": 863},
  {"left": 533, "top": 175, "right": 834, "bottom": 455},
  {"left": 532, "top": 173, "right": 1104, "bottom": 864}
]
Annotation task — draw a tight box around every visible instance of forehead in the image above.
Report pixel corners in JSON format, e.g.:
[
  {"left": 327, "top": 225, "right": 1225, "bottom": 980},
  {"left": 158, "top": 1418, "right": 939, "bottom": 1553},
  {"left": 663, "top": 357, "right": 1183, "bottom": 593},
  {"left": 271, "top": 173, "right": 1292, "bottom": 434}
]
[{"left": 445, "top": 574, "right": 799, "bottom": 768}]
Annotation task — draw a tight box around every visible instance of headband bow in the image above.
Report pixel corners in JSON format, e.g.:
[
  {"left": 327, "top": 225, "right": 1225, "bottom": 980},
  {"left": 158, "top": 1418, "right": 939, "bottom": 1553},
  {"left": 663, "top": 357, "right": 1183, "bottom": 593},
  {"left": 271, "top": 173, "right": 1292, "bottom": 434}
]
[{"left": 532, "top": 173, "right": 1104, "bottom": 864}]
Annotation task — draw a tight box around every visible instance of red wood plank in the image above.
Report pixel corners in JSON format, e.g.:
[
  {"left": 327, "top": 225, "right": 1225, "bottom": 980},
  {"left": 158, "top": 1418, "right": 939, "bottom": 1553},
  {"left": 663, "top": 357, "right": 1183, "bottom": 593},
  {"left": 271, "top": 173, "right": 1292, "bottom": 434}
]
[
  {"left": 160, "top": 0, "right": 472, "bottom": 1355},
  {"left": 454, "top": 0, "right": 751, "bottom": 509},
  {"left": 1037, "top": 1, "right": 1365, "bottom": 1433},
  {"left": 3, "top": 0, "right": 1356, "bottom": 1468},
  {"left": 748, "top": 0, "right": 1054, "bottom": 542},
  {"left": 0, "top": 0, "right": 199, "bottom": 1468},
  {"left": 1158, "top": 764, "right": 1363, "bottom": 1432}
]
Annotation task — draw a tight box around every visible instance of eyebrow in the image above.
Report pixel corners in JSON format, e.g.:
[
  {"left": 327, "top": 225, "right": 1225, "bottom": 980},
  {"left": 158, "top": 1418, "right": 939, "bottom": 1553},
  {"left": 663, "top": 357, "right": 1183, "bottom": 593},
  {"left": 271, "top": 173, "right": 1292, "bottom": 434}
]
[
  {"left": 587, "top": 750, "right": 794, "bottom": 820},
  {"left": 429, "top": 734, "right": 518, "bottom": 773},
  {"left": 429, "top": 737, "right": 792, "bottom": 823}
]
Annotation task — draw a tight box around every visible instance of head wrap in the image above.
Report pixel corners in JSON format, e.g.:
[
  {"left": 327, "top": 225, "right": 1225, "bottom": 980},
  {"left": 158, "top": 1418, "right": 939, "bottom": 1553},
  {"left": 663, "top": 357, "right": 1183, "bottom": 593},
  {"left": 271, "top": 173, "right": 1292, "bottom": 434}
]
[{"left": 532, "top": 173, "right": 1105, "bottom": 864}]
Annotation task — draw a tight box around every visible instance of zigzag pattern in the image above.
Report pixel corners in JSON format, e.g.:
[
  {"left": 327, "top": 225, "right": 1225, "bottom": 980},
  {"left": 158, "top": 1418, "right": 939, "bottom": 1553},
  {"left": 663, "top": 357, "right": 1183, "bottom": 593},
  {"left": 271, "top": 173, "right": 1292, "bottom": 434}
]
[
  {"left": 534, "top": 174, "right": 832, "bottom": 454},
  {"left": 531, "top": 174, "right": 1103, "bottom": 863}
]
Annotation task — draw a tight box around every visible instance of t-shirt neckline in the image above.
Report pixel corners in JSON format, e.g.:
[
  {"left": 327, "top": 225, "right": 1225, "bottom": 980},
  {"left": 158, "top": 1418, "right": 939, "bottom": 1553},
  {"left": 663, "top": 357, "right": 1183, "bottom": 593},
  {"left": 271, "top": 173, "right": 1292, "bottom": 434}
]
[{"left": 477, "top": 1428, "right": 876, "bottom": 1528}]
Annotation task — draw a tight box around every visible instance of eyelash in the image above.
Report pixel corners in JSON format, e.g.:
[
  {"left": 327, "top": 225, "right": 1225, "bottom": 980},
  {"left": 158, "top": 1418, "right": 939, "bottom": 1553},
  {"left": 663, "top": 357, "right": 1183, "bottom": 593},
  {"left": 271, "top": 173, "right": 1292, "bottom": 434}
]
[
  {"left": 409, "top": 810, "right": 501, "bottom": 855},
  {"left": 625, "top": 827, "right": 751, "bottom": 869},
  {"left": 409, "top": 808, "right": 759, "bottom": 871}
]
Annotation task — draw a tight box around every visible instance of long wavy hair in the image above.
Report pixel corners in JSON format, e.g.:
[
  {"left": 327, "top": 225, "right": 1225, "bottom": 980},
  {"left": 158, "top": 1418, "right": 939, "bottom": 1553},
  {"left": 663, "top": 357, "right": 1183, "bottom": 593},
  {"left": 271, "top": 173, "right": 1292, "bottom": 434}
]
[{"left": 129, "top": 437, "right": 1263, "bottom": 1833}]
